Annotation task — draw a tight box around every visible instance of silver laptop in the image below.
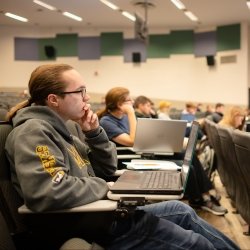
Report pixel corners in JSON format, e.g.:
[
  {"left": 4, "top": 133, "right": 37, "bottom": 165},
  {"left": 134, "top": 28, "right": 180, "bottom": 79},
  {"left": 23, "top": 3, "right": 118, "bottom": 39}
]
[
  {"left": 110, "top": 121, "right": 199, "bottom": 195},
  {"left": 133, "top": 118, "right": 187, "bottom": 155}
]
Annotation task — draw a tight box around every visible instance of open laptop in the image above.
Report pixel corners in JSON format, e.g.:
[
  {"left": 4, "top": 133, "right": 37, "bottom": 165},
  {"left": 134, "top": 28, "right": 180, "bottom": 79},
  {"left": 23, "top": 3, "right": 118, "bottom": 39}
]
[
  {"left": 110, "top": 121, "right": 199, "bottom": 195},
  {"left": 132, "top": 118, "right": 187, "bottom": 155}
]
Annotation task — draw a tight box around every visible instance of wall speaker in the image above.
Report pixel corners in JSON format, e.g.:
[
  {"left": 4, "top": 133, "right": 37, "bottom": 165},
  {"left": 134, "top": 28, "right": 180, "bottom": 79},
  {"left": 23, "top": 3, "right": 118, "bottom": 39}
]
[
  {"left": 132, "top": 52, "right": 141, "bottom": 63},
  {"left": 206, "top": 55, "right": 215, "bottom": 66},
  {"left": 44, "top": 45, "right": 56, "bottom": 58}
]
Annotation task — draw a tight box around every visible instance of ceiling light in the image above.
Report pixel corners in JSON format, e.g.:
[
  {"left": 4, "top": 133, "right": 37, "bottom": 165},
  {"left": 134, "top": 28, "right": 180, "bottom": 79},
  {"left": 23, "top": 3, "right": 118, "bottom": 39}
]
[
  {"left": 62, "top": 12, "right": 82, "bottom": 21},
  {"left": 5, "top": 12, "right": 28, "bottom": 22},
  {"left": 184, "top": 11, "right": 198, "bottom": 22},
  {"left": 170, "top": 0, "right": 185, "bottom": 10},
  {"left": 33, "top": 0, "right": 56, "bottom": 11},
  {"left": 122, "top": 11, "right": 136, "bottom": 22},
  {"left": 247, "top": 0, "right": 250, "bottom": 9},
  {"left": 99, "top": 0, "right": 119, "bottom": 10}
]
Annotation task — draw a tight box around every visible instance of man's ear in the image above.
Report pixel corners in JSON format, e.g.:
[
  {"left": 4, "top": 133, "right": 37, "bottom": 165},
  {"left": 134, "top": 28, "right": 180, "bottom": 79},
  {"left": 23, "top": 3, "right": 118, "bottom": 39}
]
[{"left": 47, "top": 94, "right": 59, "bottom": 107}]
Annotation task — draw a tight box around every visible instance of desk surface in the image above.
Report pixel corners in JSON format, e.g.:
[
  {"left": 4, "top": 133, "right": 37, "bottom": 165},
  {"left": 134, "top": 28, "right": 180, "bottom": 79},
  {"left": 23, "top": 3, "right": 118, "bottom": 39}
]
[{"left": 19, "top": 200, "right": 118, "bottom": 214}]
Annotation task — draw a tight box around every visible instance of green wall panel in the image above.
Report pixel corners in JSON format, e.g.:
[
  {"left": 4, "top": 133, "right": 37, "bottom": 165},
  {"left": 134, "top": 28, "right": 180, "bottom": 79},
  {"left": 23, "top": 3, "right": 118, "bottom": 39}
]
[
  {"left": 147, "top": 34, "right": 170, "bottom": 58},
  {"left": 38, "top": 38, "right": 57, "bottom": 60},
  {"left": 168, "top": 30, "right": 194, "bottom": 54},
  {"left": 217, "top": 24, "right": 240, "bottom": 51},
  {"left": 56, "top": 33, "right": 78, "bottom": 57},
  {"left": 101, "top": 32, "right": 123, "bottom": 56}
]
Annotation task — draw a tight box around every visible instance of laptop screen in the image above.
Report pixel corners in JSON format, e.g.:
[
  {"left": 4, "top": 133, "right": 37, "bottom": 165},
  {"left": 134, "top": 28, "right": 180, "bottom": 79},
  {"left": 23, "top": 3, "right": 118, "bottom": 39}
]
[
  {"left": 133, "top": 118, "right": 187, "bottom": 155},
  {"left": 181, "top": 121, "right": 199, "bottom": 189}
]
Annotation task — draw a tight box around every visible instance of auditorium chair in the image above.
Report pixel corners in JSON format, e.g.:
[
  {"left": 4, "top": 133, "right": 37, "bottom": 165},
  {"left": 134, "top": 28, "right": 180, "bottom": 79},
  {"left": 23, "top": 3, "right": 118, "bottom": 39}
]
[
  {"left": 217, "top": 126, "right": 242, "bottom": 205},
  {"left": 204, "top": 119, "right": 214, "bottom": 148},
  {"left": 232, "top": 129, "right": 250, "bottom": 235},
  {"left": 208, "top": 121, "right": 228, "bottom": 188}
]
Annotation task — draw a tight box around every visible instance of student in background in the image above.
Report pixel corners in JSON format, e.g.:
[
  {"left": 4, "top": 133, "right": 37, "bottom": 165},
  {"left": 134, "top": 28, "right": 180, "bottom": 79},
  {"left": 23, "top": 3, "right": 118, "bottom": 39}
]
[
  {"left": 219, "top": 106, "right": 245, "bottom": 130},
  {"left": 133, "top": 95, "right": 153, "bottom": 118},
  {"left": 181, "top": 102, "right": 197, "bottom": 122},
  {"left": 157, "top": 100, "right": 171, "bottom": 120},
  {"left": 181, "top": 102, "right": 205, "bottom": 140},
  {"left": 204, "top": 104, "right": 214, "bottom": 117},
  {"left": 97, "top": 87, "right": 136, "bottom": 147},
  {"left": 208, "top": 103, "right": 225, "bottom": 123}
]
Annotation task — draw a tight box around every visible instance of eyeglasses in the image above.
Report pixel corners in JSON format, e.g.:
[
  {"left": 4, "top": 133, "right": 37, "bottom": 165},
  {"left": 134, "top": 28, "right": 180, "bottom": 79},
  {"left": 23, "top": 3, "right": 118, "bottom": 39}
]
[
  {"left": 59, "top": 87, "right": 86, "bottom": 99},
  {"left": 124, "top": 97, "right": 134, "bottom": 103}
]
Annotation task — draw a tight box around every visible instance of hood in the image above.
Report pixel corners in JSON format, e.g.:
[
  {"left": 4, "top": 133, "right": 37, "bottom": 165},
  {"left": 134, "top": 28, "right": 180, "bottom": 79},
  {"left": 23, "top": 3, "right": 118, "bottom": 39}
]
[{"left": 12, "top": 106, "right": 72, "bottom": 142}]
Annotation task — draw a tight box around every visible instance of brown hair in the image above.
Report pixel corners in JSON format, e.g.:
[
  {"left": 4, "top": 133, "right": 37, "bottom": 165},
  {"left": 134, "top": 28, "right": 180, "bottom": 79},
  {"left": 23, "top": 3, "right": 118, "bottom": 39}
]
[
  {"left": 215, "top": 103, "right": 224, "bottom": 109},
  {"left": 186, "top": 102, "right": 196, "bottom": 109},
  {"left": 97, "top": 87, "right": 130, "bottom": 119},
  {"left": 7, "top": 64, "right": 73, "bottom": 121},
  {"left": 134, "top": 96, "right": 151, "bottom": 109}
]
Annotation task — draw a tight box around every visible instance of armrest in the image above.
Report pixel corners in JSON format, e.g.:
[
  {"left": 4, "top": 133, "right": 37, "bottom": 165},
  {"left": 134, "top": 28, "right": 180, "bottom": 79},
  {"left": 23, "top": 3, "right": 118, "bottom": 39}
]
[
  {"left": 117, "top": 154, "right": 141, "bottom": 160},
  {"left": 116, "top": 146, "right": 134, "bottom": 151},
  {"left": 116, "top": 146, "right": 142, "bottom": 160},
  {"left": 18, "top": 200, "right": 118, "bottom": 214}
]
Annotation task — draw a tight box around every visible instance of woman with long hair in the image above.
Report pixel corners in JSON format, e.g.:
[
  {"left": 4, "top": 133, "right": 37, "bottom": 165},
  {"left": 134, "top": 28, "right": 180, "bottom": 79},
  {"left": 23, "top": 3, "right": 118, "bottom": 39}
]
[
  {"left": 97, "top": 87, "right": 136, "bottom": 146},
  {"left": 219, "top": 106, "right": 246, "bottom": 130}
]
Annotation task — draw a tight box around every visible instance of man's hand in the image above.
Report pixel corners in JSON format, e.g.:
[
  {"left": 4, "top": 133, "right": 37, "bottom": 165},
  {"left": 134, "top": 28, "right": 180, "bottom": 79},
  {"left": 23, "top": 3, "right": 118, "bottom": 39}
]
[{"left": 74, "top": 104, "right": 99, "bottom": 132}]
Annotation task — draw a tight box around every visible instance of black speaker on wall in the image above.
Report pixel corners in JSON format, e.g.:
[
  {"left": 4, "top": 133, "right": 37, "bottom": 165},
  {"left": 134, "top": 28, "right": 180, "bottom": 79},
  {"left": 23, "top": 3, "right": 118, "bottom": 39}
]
[
  {"left": 44, "top": 45, "right": 56, "bottom": 58},
  {"left": 206, "top": 55, "right": 215, "bottom": 66},
  {"left": 132, "top": 52, "right": 141, "bottom": 63}
]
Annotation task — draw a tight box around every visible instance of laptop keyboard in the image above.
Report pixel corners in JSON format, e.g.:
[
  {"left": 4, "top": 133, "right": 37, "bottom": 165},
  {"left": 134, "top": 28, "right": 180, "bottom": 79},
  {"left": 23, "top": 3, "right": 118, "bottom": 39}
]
[{"left": 140, "top": 171, "right": 179, "bottom": 189}]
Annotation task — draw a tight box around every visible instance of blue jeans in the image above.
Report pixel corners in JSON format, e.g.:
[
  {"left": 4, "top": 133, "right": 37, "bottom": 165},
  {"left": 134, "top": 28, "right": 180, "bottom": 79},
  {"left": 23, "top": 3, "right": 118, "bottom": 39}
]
[{"left": 107, "top": 200, "right": 239, "bottom": 250}]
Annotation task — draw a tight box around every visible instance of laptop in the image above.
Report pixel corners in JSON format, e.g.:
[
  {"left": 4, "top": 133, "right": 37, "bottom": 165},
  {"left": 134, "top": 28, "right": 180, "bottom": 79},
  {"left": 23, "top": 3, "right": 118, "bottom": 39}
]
[
  {"left": 110, "top": 121, "right": 199, "bottom": 195},
  {"left": 132, "top": 118, "right": 187, "bottom": 155}
]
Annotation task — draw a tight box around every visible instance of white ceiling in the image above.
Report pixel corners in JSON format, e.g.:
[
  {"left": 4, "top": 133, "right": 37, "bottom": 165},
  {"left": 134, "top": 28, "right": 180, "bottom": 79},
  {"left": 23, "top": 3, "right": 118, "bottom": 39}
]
[{"left": 1, "top": 0, "right": 250, "bottom": 31}]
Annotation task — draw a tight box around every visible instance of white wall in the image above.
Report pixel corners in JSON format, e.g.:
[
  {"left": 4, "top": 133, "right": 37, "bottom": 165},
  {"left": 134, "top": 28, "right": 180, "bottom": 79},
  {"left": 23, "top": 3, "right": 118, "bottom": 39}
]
[{"left": 0, "top": 23, "right": 248, "bottom": 106}]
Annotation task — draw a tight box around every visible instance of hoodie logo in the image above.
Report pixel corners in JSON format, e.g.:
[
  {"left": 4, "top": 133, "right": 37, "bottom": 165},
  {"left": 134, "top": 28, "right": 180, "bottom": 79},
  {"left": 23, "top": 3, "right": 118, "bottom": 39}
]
[
  {"left": 36, "top": 145, "right": 62, "bottom": 177},
  {"left": 67, "top": 146, "right": 89, "bottom": 169},
  {"left": 52, "top": 170, "right": 64, "bottom": 184}
]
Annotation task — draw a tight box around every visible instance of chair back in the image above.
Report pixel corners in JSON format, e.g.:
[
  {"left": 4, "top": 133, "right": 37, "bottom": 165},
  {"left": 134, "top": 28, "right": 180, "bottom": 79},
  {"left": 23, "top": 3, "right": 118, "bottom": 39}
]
[
  {"left": 217, "top": 126, "right": 238, "bottom": 202},
  {"left": 208, "top": 122, "right": 228, "bottom": 186},
  {"left": 0, "top": 208, "right": 16, "bottom": 250},
  {"left": 232, "top": 129, "right": 250, "bottom": 225},
  {"left": 204, "top": 118, "right": 214, "bottom": 147},
  {"left": 0, "top": 122, "right": 27, "bottom": 235}
]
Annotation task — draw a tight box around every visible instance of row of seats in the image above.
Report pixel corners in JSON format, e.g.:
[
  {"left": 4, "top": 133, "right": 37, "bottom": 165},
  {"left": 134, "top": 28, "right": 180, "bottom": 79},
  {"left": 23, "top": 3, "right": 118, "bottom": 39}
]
[{"left": 204, "top": 119, "right": 250, "bottom": 235}]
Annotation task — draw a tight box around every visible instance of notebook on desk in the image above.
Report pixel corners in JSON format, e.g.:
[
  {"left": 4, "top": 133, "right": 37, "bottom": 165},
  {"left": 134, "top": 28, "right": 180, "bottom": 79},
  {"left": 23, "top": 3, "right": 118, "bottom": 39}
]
[
  {"left": 110, "top": 121, "right": 199, "bottom": 195},
  {"left": 132, "top": 118, "right": 187, "bottom": 155}
]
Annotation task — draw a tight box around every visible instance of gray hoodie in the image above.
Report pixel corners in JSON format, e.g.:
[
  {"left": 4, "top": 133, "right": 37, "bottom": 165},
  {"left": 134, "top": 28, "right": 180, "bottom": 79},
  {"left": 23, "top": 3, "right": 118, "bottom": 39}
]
[{"left": 5, "top": 106, "right": 117, "bottom": 212}]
